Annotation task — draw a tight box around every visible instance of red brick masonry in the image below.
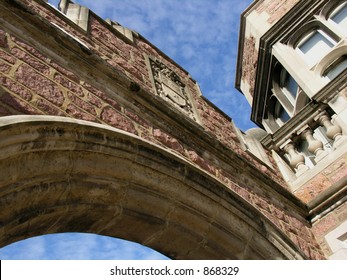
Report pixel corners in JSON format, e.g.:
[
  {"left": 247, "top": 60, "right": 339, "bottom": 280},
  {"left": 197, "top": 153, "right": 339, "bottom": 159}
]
[{"left": 0, "top": 0, "right": 327, "bottom": 259}]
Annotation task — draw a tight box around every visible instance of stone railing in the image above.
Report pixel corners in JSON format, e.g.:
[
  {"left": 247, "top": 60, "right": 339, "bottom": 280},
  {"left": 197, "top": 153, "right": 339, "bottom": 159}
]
[
  {"left": 263, "top": 105, "right": 346, "bottom": 188},
  {"left": 281, "top": 111, "right": 343, "bottom": 175}
]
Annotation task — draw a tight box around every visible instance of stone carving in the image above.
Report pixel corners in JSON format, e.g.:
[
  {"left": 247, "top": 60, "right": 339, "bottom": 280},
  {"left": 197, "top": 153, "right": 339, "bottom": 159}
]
[{"left": 149, "top": 58, "right": 197, "bottom": 121}]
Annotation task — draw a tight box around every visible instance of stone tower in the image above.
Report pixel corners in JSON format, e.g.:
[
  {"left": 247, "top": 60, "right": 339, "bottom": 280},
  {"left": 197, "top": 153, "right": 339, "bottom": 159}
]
[{"left": 236, "top": 0, "right": 347, "bottom": 259}]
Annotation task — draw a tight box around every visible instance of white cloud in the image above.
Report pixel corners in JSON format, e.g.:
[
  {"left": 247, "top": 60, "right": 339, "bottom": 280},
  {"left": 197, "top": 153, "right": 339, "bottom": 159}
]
[
  {"left": 0, "top": 233, "right": 169, "bottom": 260},
  {"left": 49, "top": 0, "right": 253, "bottom": 131},
  {"left": 0, "top": 236, "right": 45, "bottom": 259}
]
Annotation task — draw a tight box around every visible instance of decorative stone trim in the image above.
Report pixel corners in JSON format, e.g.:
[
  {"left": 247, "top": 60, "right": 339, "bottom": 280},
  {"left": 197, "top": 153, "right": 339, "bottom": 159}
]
[
  {"left": 59, "top": 0, "right": 89, "bottom": 31},
  {"left": 325, "top": 220, "right": 347, "bottom": 259},
  {"left": 148, "top": 57, "right": 198, "bottom": 122}
]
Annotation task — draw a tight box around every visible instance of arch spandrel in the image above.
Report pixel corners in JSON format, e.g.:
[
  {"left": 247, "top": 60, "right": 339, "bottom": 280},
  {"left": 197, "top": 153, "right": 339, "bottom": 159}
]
[{"left": 0, "top": 115, "right": 304, "bottom": 260}]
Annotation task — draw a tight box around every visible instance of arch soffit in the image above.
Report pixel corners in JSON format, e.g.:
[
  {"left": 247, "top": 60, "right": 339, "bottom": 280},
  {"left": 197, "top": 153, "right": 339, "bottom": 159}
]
[{"left": 0, "top": 115, "right": 304, "bottom": 260}]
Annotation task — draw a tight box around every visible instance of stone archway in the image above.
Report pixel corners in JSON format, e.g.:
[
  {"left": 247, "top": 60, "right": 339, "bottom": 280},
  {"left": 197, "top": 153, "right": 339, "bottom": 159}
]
[{"left": 0, "top": 115, "right": 304, "bottom": 259}]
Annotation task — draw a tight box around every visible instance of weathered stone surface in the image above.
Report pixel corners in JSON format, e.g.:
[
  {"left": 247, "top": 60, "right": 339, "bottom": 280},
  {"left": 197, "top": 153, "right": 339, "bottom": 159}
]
[
  {"left": 0, "top": 50, "right": 16, "bottom": 64},
  {"left": 153, "top": 128, "right": 185, "bottom": 155},
  {"left": 101, "top": 107, "right": 137, "bottom": 135},
  {"left": 0, "top": 29, "right": 7, "bottom": 48},
  {"left": 66, "top": 104, "right": 97, "bottom": 122},
  {"left": 0, "top": 0, "right": 327, "bottom": 260},
  {"left": 0, "top": 77, "right": 32, "bottom": 101},
  {"left": 15, "top": 64, "right": 64, "bottom": 106},
  {"left": 295, "top": 156, "right": 347, "bottom": 203},
  {"left": 54, "top": 73, "right": 84, "bottom": 97},
  {"left": 11, "top": 47, "right": 50, "bottom": 75},
  {"left": 255, "top": 0, "right": 300, "bottom": 24},
  {"left": 0, "top": 116, "right": 305, "bottom": 260},
  {"left": 241, "top": 36, "right": 257, "bottom": 98}
]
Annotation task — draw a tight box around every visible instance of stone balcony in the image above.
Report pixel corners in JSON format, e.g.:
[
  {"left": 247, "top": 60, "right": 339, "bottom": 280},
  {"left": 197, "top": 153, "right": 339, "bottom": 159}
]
[{"left": 262, "top": 103, "right": 347, "bottom": 192}]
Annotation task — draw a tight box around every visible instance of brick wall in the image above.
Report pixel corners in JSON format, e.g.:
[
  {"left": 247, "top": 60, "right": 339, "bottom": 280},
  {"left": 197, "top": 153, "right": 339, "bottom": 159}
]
[
  {"left": 295, "top": 155, "right": 347, "bottom": 203},
  {"left": 255, "top": 0, "right": 300, "bottom": 24},
  {"left": 0, "top": 0, "right": 326, "bottom": 259},
  {"left": 241, "top": 36, "right": 257, "bottom": 98}
]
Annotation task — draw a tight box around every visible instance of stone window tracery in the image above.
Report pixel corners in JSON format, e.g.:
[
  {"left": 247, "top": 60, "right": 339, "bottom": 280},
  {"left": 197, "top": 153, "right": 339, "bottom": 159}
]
[
  {"left": 274, "top": 99, "right": 290, "bottom": 125},
  {"left": 267, "top": 95, "right": 291, "bottom": 130}
]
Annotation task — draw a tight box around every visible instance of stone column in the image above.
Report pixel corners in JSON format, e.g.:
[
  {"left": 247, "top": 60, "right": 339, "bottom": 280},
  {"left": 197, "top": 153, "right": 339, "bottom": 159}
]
[
  {"left": 282, "top": 141, "right": 308, "bottom": 176},
  {"left": 301, "top": 129, "right": 326, "bottom": 162},
  {"left": 318, "top": 112, "right": 343, "bottom": 148}
]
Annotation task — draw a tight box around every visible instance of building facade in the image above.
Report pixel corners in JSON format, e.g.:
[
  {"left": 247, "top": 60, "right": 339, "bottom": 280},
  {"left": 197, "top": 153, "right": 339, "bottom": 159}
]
[
  {"left": 0, "top": 0, "right": 345, "bottom": 259},
  {"left": 236, "top": 0, "right": 347, "bottom": 259}
]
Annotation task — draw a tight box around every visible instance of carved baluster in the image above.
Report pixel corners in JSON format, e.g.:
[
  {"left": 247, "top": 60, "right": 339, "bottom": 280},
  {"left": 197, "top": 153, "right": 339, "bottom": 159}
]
[
  {"left": 282, "top": 142, "right": 308, "bottom": 175},
  {"left": 301, "top": 129, "right": 326, "bottom": 162},
  {"left": 318, "top": 112, "right": 343, "bottom": 148}
]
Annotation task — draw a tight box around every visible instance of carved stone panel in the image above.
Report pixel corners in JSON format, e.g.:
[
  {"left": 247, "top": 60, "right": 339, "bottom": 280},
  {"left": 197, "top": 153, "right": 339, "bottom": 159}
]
[{"left": 149, "top": 58, "right": 198, "bottom": 121}]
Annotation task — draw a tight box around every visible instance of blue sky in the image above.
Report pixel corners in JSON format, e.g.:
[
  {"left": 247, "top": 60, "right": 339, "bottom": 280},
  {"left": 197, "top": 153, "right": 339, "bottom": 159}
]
[{"left": 0, "top": 0, "right": 253, "bottom": 260}]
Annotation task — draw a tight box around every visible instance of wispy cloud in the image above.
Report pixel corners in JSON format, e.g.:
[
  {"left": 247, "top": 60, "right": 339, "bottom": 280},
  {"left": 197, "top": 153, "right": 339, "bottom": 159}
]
[{"left": 70, "top": 0, "right": 254, "bottom": 129}]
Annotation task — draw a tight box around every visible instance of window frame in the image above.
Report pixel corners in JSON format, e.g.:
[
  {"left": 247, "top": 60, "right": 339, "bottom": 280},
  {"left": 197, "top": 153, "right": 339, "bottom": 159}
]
[
  {"left": 322, "top": 0, "right": 347, "bottom": 36},
  {"left": 266, "top": 62, "right": 310, "bottom": 130},
  {"left": 323, "top": 54, "right": 347, "bottom": 79},
  {"left": 263, "top": 1, "right": 347, "bottom": 133},
  {"left": 296, "top": 29, "right": 337, "bottom": 67},
  {"left": 279, "top": 68, "right": 299, "bottom": 103}
]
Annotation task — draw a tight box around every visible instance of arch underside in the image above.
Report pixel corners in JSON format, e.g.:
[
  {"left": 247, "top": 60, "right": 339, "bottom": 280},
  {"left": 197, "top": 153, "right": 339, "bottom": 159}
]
[{"left": 0, "top": 116, "right": 304, "bottom": 260}]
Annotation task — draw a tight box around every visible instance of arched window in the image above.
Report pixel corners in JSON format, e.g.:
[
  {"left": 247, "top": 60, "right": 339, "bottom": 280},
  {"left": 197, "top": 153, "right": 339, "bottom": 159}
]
[
  {"left": 324, "top": 55, "right": 347, "bottom": 80},
  {"left": 280, "top": 68, "right": 299, "bottom": 102},
  {"left": 330, "top": 2, "right": 347, "bottom": 34},
  {"left": 274, "top": 101, "right": 290, "bottom": 125},
  {"left": 296, "top": 29, "right": 336, "bottom": 67},
  {"left": 264, "top": 1, "right": 346, "bottom": 133},
  {"left": 267, "top": 96, "right": 290, "bottom": 129}
]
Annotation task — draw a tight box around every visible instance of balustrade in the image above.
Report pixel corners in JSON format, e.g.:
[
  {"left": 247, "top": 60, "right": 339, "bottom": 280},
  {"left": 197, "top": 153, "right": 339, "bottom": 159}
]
[
  {"left": 280, "top": 110, "right": 344, "bottom": 175},
  {"left": 317, "top": 112, "right": 343, "bottom": 148},
  {"left": 282, "top": 141, "right": 308, "bottom": 175}
]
